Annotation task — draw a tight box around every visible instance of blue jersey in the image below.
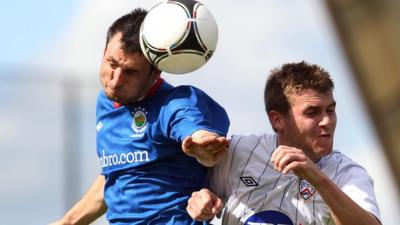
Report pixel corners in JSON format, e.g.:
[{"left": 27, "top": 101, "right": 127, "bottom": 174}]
[{"left": 96, "top": 79, "right": 230, "bottom": 224}]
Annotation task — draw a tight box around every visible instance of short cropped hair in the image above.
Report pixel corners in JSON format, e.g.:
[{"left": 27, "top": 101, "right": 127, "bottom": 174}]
[
  {"left": 105, "top": 8, "right": 147, "bottom": 55},
  {"left": 264, "top": 61, "right": 334, "bottom": 115}
]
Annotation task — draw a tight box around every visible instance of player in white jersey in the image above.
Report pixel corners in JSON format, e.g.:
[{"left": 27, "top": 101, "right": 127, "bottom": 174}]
[{"left": 186, "top": 61, "right": 381, "bottom": 225}]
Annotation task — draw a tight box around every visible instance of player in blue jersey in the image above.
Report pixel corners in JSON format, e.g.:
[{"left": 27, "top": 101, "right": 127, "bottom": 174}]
[{"left": 52, "top": 8, "right": 229, "bottom": 225}]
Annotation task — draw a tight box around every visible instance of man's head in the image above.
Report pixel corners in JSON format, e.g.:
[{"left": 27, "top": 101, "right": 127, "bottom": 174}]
[
  {"left": 105, "top": 8, "right": 146, "bottom": 56},
  {"left": 100, "top": 8, "right": 161, "bottom": 104},
  {"left": 265, "top": 61, "right": 336, "bottom": 160}
]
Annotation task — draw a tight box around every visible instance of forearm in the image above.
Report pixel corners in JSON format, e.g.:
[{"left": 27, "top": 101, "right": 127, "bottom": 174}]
[
  {"left": 316, "top": 175, "right": 380, "bottom": 225},
  {"left": 60, "top": 175, "right": 107, "bottom": 225}
]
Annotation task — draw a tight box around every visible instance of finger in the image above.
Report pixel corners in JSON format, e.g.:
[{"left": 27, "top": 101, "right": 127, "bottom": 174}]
[
  {"left": 182, "top": 136, "right": 194, "bottom": 155},
  {"left": 272, "top": 145, "right": 302, "bottom": 170},
  {"left": 212, "top": 197, "right": 224, "bottom": 215},
  {"left": 187, "top": 204, "right": 213, "bottom": 221},
  {"left": 194, "top": 134, "right": 219, "bottom": 146},
  {"left": 208, "top": 141, "right": 225, "bottom": 151},
  {"left": 213, "top": 146, "right": 227, "bottom": 163},
  {"left": 187, "top": 192, "right": 216, "bottom": 221},
  {"left": 182, "top": 136, "right": 193, "bottom": 149},
  {"left": 191, "top": 143, "right": 224, "bottom": 159},
  {"left": 281, "top": 160, "right": 303, "bottom": 175},
  {"left": 276, "top": 152, "right": 306, "bottom": 173},
  {"left": 186, "top": 204, "right": 197, "bottom": 219},
  {"left": 271, "top": 146, "right": 287, "bottom": 169},
  {"left": 210, "top": 137, "right": 228, "bottom": 153}
]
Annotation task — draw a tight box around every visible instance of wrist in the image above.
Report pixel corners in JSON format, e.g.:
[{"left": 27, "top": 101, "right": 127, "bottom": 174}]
[{"left": 313, "top": 172, "right": 330, "bottom": 189}]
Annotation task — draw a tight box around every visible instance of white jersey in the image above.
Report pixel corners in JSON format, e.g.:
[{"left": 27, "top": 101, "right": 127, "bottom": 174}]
[{"left": 209, "top": 134, "right": 381, "bottom": 225}]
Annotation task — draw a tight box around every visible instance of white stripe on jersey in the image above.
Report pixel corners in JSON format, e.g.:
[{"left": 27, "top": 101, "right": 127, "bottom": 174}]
[{"left": 209, "top": 134, "right": 381, "bottom": 225}]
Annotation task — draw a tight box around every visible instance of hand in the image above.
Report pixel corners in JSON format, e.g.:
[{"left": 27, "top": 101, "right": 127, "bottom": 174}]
[
  {"left": 187, "top": 189, "right": 224, "bottom": 221},
  {"left": 48, "top": 218, "right": 71, "bottom": 225},
  {"left": 271, "top": 145, "right": 324, "bottom": 186},
  {"left": 182, "top": 130, "right": 228, "bottom": 167},
  {"left": 272, "top": 146, "right": 381, "bottom": 225}
]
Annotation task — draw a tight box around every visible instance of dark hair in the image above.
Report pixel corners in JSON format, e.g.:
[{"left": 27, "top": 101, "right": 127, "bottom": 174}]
[
  {"left": 264, "top": 61, "right": 334, "bottom": 115},
  {"left": 105, "top": 8, "right": 147, "bottom": 55}
]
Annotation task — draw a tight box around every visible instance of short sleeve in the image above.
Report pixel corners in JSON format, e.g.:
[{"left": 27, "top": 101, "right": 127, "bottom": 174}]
[
  {"left": 166, "top": 86, "right": 230, "bottom": 142},
  {"left": 337, "top": 161, "right": 381, "bottom": 221}
]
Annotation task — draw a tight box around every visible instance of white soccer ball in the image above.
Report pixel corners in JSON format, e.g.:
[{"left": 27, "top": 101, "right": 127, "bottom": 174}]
[{"left": 140, "top": 0, "right": 218, "bottom": 74}]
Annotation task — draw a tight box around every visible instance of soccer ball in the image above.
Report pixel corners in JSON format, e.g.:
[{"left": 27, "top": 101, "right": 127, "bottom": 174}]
[{"left": 139, "top": 0, "right": 218, "bottom": 74}]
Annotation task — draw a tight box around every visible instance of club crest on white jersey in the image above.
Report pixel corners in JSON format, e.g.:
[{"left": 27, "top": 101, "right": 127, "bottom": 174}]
[{"left": 299, "top": 179, "right": 316, "bottom": 200}]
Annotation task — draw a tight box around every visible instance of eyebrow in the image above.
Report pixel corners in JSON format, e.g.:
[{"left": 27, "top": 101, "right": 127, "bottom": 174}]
[
  {"left": 305, "top": 101, "right": 336, "bottom": 110},
  {"left": 107, "top": 57, "right": 118, "bottom": 64},
  {"left": 328, "top": 101, "right": 337, "bottom": 108}
]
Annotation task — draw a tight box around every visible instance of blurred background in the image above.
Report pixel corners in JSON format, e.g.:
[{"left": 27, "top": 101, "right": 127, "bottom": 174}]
[{"left": 0, "top": 0, "right": 398, "bottom": 224}]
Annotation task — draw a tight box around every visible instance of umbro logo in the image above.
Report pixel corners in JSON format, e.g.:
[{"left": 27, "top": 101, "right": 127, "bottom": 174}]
[
  {"left": 96, "top": 121, "right": 103, "bottom": 132},
  {"left": 240, "top": 176, "right": 259, "bottom": 187}
]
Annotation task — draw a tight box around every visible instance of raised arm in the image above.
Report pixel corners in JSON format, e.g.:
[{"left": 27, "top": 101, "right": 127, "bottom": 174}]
[
  {"left": 271, "top": 145, "right": 381, "bottom": 225},
  {"left": 182, "top": 130, "right": 228, "bottom": 167},
  {"left": 186, "top": 188, "right": 224, "bottom": 221},
  {"left": 50, "top": 175, "right": 107, "bottom": 225}
]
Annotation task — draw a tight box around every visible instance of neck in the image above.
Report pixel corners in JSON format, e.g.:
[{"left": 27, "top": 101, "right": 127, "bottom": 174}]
[{"left": 145, "top": 77, "right": 163, "bottom": 97}]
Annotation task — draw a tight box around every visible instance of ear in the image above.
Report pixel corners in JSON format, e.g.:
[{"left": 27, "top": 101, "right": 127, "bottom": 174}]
[
  {"left": 268, "top": 110, "right": 284, "bottom": 132},
  {"left": 152, "top": 68, "right": 162, "bottom": 78}
]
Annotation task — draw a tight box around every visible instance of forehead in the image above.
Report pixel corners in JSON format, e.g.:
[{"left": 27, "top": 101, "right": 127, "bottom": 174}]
[
  {"left": 104, "top": 33, "right": 148, "bottom": 67},
  {"left": 288, "top": 89, "right": 335, "bottom": 108}
]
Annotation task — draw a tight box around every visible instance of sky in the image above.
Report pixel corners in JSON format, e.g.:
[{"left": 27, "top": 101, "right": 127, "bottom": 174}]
[{"left": 0, "top": 0, "right": 399, "bottom": 224}]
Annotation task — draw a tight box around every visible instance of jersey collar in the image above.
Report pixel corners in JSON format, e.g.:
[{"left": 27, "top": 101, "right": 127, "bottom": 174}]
[{"left": 113, "top": 77, "right": 164, "bottom": 108}]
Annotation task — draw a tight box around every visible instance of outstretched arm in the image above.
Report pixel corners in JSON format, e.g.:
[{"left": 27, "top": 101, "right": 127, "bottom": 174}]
[
  {"left": 271, "top": 145, "right": 381, "bottom": 225},
  {"left": 50, "top": 175, "right": 107, "bottom": 225},
  {"left": 186, "top": 188, "right": 224, "bottom": 221},
  {"left": 182, "top": 130, "right": 228, "bottom": 167}
]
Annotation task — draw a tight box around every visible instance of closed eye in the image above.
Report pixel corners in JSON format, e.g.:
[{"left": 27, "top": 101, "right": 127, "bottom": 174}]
[
  {"left": 124, "top": 69, "right": 138, "bottom": 76},
  {"left": 305, "top": 107, "right": 320, "bottom": 117},
  {"left": 107, "top": 58, "right": 119, "bottom": 69}
]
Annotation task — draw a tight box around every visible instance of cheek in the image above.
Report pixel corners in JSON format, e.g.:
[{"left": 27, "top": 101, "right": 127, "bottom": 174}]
[
  {"left": 100, "top": 66, "right": 112, "bottom": 86},
  {"left": 332, "top": 114, "right": 338, "bottom": 128},
  {"left": 294, "top": 118, "right": 316, "bottom": 134}
]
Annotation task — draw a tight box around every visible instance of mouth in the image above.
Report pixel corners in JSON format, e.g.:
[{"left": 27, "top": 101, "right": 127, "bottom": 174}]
[
  {"left": 317, "top": 132, "right": 333, "bottom": 139},
  {"left": 106, "top": 89, "right": 125, "bottom": 101}
]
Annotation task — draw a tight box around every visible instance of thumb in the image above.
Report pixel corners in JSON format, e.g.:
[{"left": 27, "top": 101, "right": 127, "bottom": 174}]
[
  {"left": 182, "top": 136, "right": 194, "bottom": 155},
  {"left": 211, "top": 196, "right": 224, "bottom": 215}
]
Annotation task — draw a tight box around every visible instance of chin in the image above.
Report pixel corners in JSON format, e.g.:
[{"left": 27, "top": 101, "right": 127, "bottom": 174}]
[{"left": 316, "top": 145, "right": 333, "bottom": 155}]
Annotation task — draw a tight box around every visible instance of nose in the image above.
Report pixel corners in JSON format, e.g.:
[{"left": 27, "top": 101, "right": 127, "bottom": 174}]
[
  {"left": 319, "top": 112, "right": 335, "bottom": 127},
  {"left": 109, "top": 68, "right": 124, "bottom": 88}
]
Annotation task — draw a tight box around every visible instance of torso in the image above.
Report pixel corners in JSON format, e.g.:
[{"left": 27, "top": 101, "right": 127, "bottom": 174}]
[
  {"left": 96, "top": 80, "right": 230, "bottom": 224},
  {"left": 210, "top": 134, "right": 380, "bottom": 225}
]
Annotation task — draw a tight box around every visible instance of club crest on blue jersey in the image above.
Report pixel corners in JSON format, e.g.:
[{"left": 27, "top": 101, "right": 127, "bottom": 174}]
[
  {"left": 299, "top": 179, "right": 316, "bottom": 200},
  {"left": 244, "top": 210, "right": 294, "bottom": 225},
  {"left": 131, "top": 106, "right": 148, "bottom": 137}
]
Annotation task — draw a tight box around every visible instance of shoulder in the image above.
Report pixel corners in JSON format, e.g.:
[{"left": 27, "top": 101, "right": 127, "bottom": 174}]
[
  {"left": 324, "top": 151, "right": 367, "bottom": 172},
  {"left": 152, "top": 84, "right": 204, "bottom": 109},
  {"left": 168, "top": 85, "right": 211, "bottom": 101},
  {"left": 229, "top": 133, "right": 277, "bottom": 158},
  {"left": 163, "top": 84, "right": 226, "bottom": 112},
  {"left": 230, "top": 133, "right": 276, "bottom": 149},
  {"left": 96, "top": 90, "right": 107, "bottom": 102},
  {"left": 323, "top": 151, "right": 381, "bottom": 220},
  {"left": 321, "top": 150, "right": 373, "bottom": 185},
  {"left": 96, "top": 90, "right": 112, "bottom": 109}
]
